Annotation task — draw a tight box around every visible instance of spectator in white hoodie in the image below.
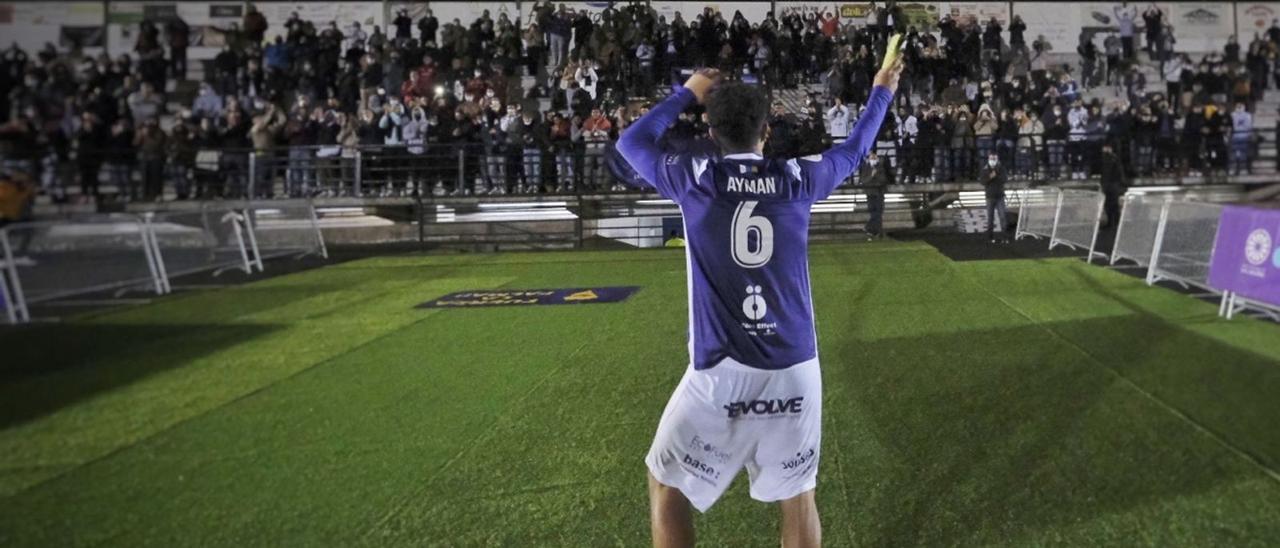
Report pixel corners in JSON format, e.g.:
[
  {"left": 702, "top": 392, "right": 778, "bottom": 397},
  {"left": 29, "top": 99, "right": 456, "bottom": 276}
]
[
  {"left": 377, "top": 97, "right": 405, "bottom": 195},
  {"left": 825, "top": 97, "right": 851, "bottom": 141},
  {"left": 402, "top": 105, "right": 429, "bottom": 195},
  {"left": 1230, "top": 102, "right": 1254, "bottom": 175}
]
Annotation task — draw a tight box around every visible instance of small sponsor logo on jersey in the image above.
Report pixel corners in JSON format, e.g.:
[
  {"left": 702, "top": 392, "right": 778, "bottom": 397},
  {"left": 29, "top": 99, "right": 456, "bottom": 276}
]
[
  {"left": 742, "top": 285, "right": 768, "bottom": 320},
  {"left": 723, "top": 397, "right": 804, "bottom": 418},
  {"left": 782, "top": 448, "right": 816, "bottom": 471},
  {"left": 725, "top": 176, "right": 778, "bottom": 195},
  {"left": 682, "top": 453, "right": 722, "bottom": 481},
  {"left": 778, "top": 448, "right": 819, "bottom": 473},
  {"left": 691, "top": 435, "right": 732, "bottom": 464}
]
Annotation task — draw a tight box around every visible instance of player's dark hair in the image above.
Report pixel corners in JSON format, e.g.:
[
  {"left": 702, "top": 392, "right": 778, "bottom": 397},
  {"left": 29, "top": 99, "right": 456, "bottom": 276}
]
[{"left": 705, "top": 82, "right": 770, "bottom": 154}]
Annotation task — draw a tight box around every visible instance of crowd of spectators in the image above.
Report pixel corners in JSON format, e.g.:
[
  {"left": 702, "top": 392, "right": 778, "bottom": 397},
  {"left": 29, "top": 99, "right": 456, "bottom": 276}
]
[
  {"left": 2, "top": 1, "right": 1280, "bottom": 205},
  {"left": 807, "top": 4, "right": 1280, "bottom": 185}
]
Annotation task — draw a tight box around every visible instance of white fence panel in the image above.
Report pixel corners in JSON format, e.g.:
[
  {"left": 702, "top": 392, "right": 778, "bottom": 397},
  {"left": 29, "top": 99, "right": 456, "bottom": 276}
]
[
  {"left": 1015, "top": 187, "right": 1060, "bottom": 241},
  {"left": 146, "top": 204, "right": 254, "bottom": 292},
  {"left": 243, "top": 200, "right": 328, "bottom": 271},
  {"left": 1, "top": 214, "right": 163, "bottom": 323},
  {"left": 1147, "top": 201, "right": 1225, "bottom": 292},
  {"left": 1111, "top": 194, "right": 1169, "bottom": 267},
  {"left": 1050, "top": 188, "right": 1105, "bottom": 261}
]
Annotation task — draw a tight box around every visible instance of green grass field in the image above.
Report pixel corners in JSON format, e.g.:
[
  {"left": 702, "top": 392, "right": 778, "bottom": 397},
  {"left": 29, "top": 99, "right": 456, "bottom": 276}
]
[{"left": 2, "top": 240, "right": 1279, "bottom": 547}]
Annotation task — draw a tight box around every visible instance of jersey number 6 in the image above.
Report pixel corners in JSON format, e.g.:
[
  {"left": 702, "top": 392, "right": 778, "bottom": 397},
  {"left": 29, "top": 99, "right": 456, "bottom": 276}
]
[{"left": 731, "top": 201, "right": 774, "bottom": 268}]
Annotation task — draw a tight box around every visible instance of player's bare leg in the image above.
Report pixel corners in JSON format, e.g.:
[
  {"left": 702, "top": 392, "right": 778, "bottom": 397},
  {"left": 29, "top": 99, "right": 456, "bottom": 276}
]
[
  {"left": 779, "top": 489, "right": 821, "bottom": 548},
  {"left": 648, "top": 471, "right": 694, "bottom": 548}
]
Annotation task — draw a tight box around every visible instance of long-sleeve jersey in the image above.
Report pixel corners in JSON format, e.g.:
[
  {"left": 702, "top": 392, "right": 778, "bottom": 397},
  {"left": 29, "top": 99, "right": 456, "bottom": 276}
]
[{"left": 617, "top": 85, "right": 893, "bottom": 371}]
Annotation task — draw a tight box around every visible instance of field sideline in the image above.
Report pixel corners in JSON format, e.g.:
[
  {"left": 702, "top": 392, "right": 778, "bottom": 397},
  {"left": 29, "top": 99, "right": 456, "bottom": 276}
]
[{"left": 2, "top": 241, "right": 1279, "bottom": 546}]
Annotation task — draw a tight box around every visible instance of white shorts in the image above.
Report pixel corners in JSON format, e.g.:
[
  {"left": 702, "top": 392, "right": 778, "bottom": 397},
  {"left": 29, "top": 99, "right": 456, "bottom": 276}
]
[{"left": 644, "top": 357, "right": 822, "bottom": 512}]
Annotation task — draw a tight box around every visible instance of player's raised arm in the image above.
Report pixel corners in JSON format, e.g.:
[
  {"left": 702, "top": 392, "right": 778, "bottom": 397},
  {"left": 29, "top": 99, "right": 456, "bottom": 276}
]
[
  {"left": 617, "top": 69, "right": 719, "bottom": 193},
  {"left": 803, "top": 39, "right": 905, "bottom": 200}
]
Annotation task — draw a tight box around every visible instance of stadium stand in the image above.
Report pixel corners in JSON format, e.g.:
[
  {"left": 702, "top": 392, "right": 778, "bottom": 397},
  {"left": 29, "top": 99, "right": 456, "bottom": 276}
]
[{"left": 2, "top": 1, "right": 1280, "bottom": 206}]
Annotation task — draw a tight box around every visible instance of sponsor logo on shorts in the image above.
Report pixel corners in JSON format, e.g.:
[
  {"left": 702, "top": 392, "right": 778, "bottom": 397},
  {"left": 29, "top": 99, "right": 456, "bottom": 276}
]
[
  {"left": 682, "top": 453, "right": 722, "bottom": 482},
  {"left": 691, "top": 435, "right": 732, "bottom": 465},
  {"left": 782, "top": 448, "right": 816, "bottom": 471},
  {"left": 723, "top": 397, "right": 804, "bottom": 418}
]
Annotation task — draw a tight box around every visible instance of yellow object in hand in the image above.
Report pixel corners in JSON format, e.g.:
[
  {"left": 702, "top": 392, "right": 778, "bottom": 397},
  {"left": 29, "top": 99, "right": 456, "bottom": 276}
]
[{"left": 881, "top": 34, "right": 904, "bottom": 71}]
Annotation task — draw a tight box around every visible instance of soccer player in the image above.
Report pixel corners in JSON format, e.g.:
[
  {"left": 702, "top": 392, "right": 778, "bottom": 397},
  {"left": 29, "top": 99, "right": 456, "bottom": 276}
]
[{"left": 618, "top": 48, "right": 904, "bottom": 547}]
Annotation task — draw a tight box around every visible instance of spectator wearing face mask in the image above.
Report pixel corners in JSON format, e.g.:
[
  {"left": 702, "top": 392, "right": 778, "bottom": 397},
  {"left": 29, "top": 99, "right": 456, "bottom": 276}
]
[
  {"left": 979, "top": 152, "right": 1008, "bottom": 243},
  {"left": 859, "top": 151, "right": 888, "bottom": 240}
]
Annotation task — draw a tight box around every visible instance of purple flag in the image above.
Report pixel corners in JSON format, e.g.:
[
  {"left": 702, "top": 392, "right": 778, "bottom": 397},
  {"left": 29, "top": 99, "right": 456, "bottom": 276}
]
[{"left": 1208, "top": 204, "right": 1280, "bottom": 306}]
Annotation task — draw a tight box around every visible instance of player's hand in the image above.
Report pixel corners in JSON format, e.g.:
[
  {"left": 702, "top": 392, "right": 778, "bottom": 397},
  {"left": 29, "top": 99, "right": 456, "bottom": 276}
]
[
  {"left": 683, "top": 68, "right": 721, "bottom": 104},
  {"left": 873, "top": 54, "right": 904, "bottom": 92},
  {"left": 874, "top": 34, "right": 905, "bottom": 92}
]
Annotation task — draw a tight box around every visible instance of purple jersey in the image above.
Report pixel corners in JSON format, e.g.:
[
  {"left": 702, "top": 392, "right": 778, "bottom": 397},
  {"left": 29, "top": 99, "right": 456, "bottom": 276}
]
[{"left": 618, "top": 85, "right": 893, "bottom": 371}]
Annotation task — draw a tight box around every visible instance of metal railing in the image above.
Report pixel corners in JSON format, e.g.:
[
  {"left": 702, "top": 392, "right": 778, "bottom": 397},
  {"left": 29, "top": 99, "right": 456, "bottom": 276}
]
[{"left": 8, "top": 129, "right": 1276, "bottom": 203}]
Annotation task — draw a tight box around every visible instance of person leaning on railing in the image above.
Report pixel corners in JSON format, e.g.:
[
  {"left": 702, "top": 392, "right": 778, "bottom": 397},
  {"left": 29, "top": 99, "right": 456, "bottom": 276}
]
[
  {"left": 509, "top": 107, "right": 549, "bottom": 194},
  {"left": 73, "top": 112, "right": 106, "bottom": 201},
  {"left": 1016, "top": 110, "right": 1044, "bottom": 179},
  {"left": 249, "top": 103, "right": 285, "bottom": 198},
  {"left": 134, "top": 118, "right": 167, "bottom": 202},
  {"left": 284, "top": 99, "right": 320, "bottom": 198},
  {"left": 479, "top": 100, "right": 507, "bottom": 195},
  {"left": 581, "top": 108, "right": 613, "bottom": 192},
  {"left": 402, "top": 105, "right": 429, "bottom": 196},
  {"left": 104, "top": 118, "right": 136, "bottom": 202},
  {"left": 168, "top": 117, "right": 197, "bottom": 200},
  {"left": 334, "top": 112, "right": 361, "bottom": 197}
]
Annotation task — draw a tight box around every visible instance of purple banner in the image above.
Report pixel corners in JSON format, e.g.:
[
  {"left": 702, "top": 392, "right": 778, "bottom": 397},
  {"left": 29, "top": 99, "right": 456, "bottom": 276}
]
[{"left": 1208, "top": 204, "right": 1280, "bottom": 305}]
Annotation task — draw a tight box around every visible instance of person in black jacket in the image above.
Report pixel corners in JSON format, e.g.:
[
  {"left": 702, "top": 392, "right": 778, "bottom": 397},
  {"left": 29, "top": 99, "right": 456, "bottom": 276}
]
[
  {"left": 418, "top": 9, "right": 439, "bottom": 44},
  {"left": 764, "top": 101, "right": 795, "bottom": 157},
  {"left": 166, "top": 15, "right": 190, "bottom": 79},
  {"left": 74, "top": 112, "right": 106, "bottom": 201},
  {"left": 1099, "top": 144, "right": 1128, "bottom": 229},
  {"left": 859, "top": 151, "right": 889, "bottom": 240},
  {"left": 979, "top": 152, "right": 1008, "bottom": 243}
]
